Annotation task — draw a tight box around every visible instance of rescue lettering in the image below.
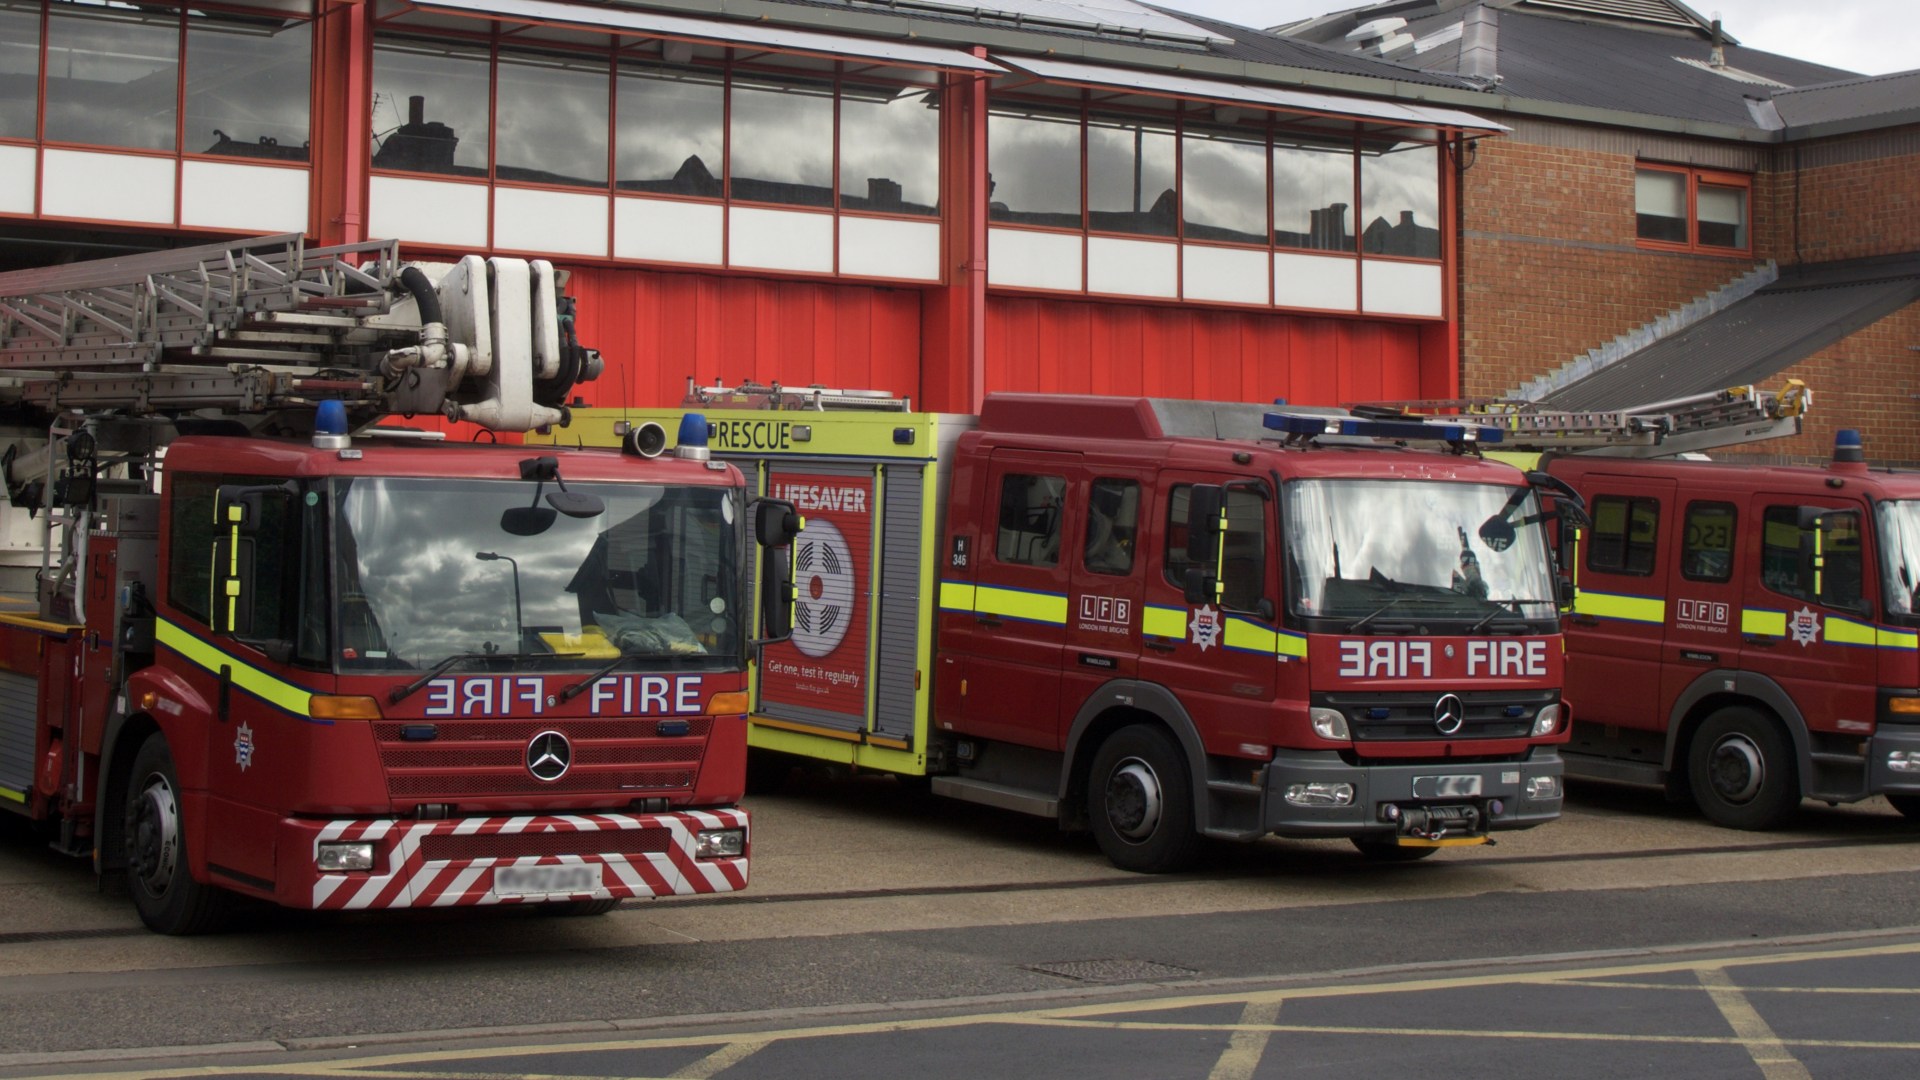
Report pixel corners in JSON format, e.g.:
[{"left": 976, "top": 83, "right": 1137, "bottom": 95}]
[
  {"left": 1338, "top": 640, "right": 1434, "bottom": 679},
  {"left": 772, "top": 482, "right": 868, "bottom": 514},
  {"left": 711, "top": 419, "right": 791, "bottom": 451},
  {"left": 421, "top": 675, "right": 705, "bottom": 717},
  {"left": 1466, "top": 639, "right": 1549, "bottom": 677}
]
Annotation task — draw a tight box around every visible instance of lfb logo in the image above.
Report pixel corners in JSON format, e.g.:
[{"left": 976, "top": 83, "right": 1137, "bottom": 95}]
[
  {"left": 1079, "top": 596, "right": 1132, "bottom": 626},
  {"left": 1677, "top": 599, "right": 1729, "bottom": 627}
]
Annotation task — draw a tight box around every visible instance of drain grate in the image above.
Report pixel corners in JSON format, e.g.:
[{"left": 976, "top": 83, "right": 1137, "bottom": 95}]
[{"left": 1028, "top": 958, "right": 1199, "bottom": 983}]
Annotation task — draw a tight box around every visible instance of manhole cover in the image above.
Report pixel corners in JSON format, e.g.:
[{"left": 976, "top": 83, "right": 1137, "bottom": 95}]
[{"left": 1028, "top": 959, "right": 1199, "bottom": 983}]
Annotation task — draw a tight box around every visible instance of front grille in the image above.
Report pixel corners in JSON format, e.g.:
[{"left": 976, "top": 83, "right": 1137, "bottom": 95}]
[
  {"left": 418, "top": 828, "right": 673, "bottom": 862},
  {"left": 1318, "top": 689, "right": 1557, "bottom": 742},
  {"left": 375, "top": 717, "right": 710, "bottom": 800}
]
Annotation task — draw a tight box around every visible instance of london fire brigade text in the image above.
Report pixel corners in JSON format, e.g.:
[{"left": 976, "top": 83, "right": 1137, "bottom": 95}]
[
  {"left": 421, "top": 675, "right": 706, "bottom": 717},
  {"left": 1337, "top": 639, "right": 1550, "bottom": 678}
]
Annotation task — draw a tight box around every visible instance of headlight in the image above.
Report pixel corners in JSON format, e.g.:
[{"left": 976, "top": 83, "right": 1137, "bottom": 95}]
[
  {"left": 1889, "top": 750, "right": 1920, "bottom": 774},
  {"left": 1285, "top": 782, "right": 1354, "bottom": 807},
  {"left": 316, "top": 842, "right": 375, "bottom": 872},
  {"left": 696, "top": 828, "right": 746, "bottom": 858},
  {"left": 1526, "top": 776, "right": 1560, "bottom": 800},
  {"left": 1310, "top": 707, "right": 1350, "bottom": 740},
  {"left": 1532, "top": 703, "right": 1563, "bottom": 737}
]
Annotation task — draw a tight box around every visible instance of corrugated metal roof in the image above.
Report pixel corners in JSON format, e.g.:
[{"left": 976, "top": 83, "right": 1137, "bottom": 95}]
[
  {"left": 1772, "top": 69, "right": 1920, "bottom": 128},
  {"left": 1539, "top": 254, "right": 1920, "bottom": 412},
  {"left": 1161, "top": 9, "right": 1479, "bottom": 88}
]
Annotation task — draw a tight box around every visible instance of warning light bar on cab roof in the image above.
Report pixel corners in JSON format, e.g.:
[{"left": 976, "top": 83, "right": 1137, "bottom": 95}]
[{"left": 1263, "top": 411, "right": 1507, "bottom": 445}]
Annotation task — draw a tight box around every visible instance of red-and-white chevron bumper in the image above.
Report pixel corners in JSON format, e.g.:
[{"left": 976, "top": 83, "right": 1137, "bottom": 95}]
[{"left": 293, "top": 809, "right": 749, "bottom": 910}]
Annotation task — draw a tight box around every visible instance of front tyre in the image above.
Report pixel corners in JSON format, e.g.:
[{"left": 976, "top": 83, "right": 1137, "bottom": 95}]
[
  {"left": 1087, "top": 724, "right": 1200, "bottom": 874},
  {"left": 124, "top": 732, "right": 231, "bottom": 935},
  {"left": 1688, "top": 707, "right": 1799, "bottom": 830}
]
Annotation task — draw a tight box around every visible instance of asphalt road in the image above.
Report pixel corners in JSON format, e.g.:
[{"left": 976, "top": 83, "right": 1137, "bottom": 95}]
[{"left": 4, "top": 775, "right": 1920, "bottom": 1078}]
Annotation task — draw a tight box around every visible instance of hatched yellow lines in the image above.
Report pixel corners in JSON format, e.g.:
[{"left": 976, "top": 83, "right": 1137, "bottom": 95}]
[{"left": 39, "top": 938, "right": 1920, "bottom": 1080}]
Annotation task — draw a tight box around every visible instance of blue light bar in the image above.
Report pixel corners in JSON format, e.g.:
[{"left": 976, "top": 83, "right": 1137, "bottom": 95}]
[
  {"left": 1263, "top": 411, "right": 1504, "bottom": 445},
  {"left": 315, "top": 399, "right": 348, "bottom": 436}
]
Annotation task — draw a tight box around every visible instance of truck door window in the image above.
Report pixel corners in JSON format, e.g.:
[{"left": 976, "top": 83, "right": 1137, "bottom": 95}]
[
  {"left": 1763, "top": 505, "right": 1866, "bottom": 611},
  {"left": 1681, "top": 501, "right": 1736, "bottom": 582},
  {"left": 169, "top": 472, "right": 318, "bottom": 662},
  {"left": 996, "top": 473, "right": 1066, "bottom": 567},
  {"left": 1587, "top": 495, "right": 1659, "bottom": 575},
  {"left": 1165, "top": 484, "right": 1266, "bottom": 611},
  {"left": 1083, "top": 478, "right": 1139, "bottom": 574}
]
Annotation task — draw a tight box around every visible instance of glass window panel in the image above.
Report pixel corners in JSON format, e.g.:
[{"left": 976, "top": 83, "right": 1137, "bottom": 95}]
[
  {"left": 1087, "top": 113, "right": 1175, "bottom": 237},
  {"left": 839, "top": 77, "right": 939, "bottom": 216},
  {"left": 1682, "top": 502, "right": 1736, "bottom": 582},
  {"left": 1273, "top": 135, "right": 1354, "bottom": 252},
  {"left": 44, "top": 1, "right": 180, "bottom": 151},
  {"left": 988, "top": 106, "right": 1081, "bottom": 228},
  {"left": 1635, "top": 168, "right": 1688, "bottom": 243},
  {"left": 1181, "top": 125, "right": 1266, "bottom": 245},
  {"left": 1360, "top": 140, "right": 1439, "bottom": 258},
  {"left": 1164, "top": 485, "right": 1267, "bottom": 611},
  {"left": 0, "top": 1, "right": 41, "bottom": 139},
  {"left": 1084, "top": 478, "right": 1140, "bottom": 574},
  {"left": 1587, "top": 495, "right": 1659, "bottom": 577},
  {"left": 496, "top": 47, "right": 608, "bottom": 187},
  {"left": 1697, "top": 182, "right": 1748, "bottom": 249},
  {"left": 996, "top": 473, "right": 1066, "bottom": 567},
  {"left": 371, "top": 35, "right": 489, "bottom": 177},
  {"left": 615, "top": 60, "right": 723, "bottom": 197},
  {"left": 729, "top": 72, "right": 833, "bottom": 208},
  {"left": 185, "top": 11, "right": 310, "bottom": 161}
]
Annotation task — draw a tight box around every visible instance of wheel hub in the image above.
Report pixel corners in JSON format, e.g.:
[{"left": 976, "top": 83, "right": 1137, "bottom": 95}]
[
  {"left": 1105, "top": 759, "right": 1163, "bottom": 841},
  {"left": 1707, "top": 734, "right": 1765, "bottom": 804},
  {"left": 130, "top": 775, "right": 180, "bottom": 894}
]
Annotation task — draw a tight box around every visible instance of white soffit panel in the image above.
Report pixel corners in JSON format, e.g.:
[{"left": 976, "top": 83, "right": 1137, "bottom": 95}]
[
  {"left": 43, "top": 150, "right": 174, "bottom": 224},
  {"left": 1362, "top": 260, "right": 1443, "bottom": 318},
  {"left": 413, "top": 0, "right": 1002, "bottom": 71},
  {"left": 730, "top": 206, "right": 834, "bottom": 273},
  {"left": 370, "top": 176, "right": 489, "bottom": 248},
  {"left": 0, "top": 145, "right": 34, "bottom": 215},
  {"left": 993, "top": 55, "right": 1507, "bottom": 132},
  {"left": 615, "top": 197, "right": 723, "bottom": 266},
  {"left": 1087, "top": 236, "right": 1176, "bottom": 298},
  {"left": 495, "top": 187, "right": 609, "bottom": 257},
  {"left": 1183, "top": 244, "right": 1268, "bottom": 305},
  {"left": 988, "top": 228, "right": 1082, "bottom": 291},
  {"left": 1273, "top": 251, "right": 1356, "bottom": 312},
  {"left": 181, "top": 161, "right": 309, "bottom": 233},
  {"left": 840, "top": 216, "right": 941, "bottom": 281}
]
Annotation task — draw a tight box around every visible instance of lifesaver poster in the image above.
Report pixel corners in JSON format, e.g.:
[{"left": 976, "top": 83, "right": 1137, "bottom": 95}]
[{"left": 760, "top": 471, "right": 873, "bottom": 720}]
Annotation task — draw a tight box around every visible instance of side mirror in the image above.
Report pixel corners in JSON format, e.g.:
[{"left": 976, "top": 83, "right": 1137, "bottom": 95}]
[
  {"left": 210, "top": 483, "right": 289, "bottom": 636},
  {"left": 758, "top": 545, "right": 795, "bottom": 644},
  {"left": 1477, "top": 514, "right": 1518, "bottom": 553},
  {"left": 756, "top": 498, "right": 803, "bottom": 548},
  {"left": 1183, "top": 566, "right": 1216, "bottom": 606},
  {"left": 1185, "top": 485, "right": 1224, "bottom": 566}
]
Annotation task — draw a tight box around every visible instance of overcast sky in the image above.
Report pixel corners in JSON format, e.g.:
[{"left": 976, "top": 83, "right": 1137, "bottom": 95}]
[{"left": 1162, "top": 0, "right": 1918, "bottom": 77}]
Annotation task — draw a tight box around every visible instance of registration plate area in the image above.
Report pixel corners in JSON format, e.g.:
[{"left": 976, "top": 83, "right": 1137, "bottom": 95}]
[
  {"left": 1412, "top": 774, "right": 1483, "bottom": 799},
  {"left": 492, "top": 863, "right": 604, "bottom": 899}
]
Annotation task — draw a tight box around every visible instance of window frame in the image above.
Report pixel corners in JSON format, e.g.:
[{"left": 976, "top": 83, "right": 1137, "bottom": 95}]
[
  {"left": 1634, "top": 162, "right": 1752, "bottom": 256},
  {"left": 1585, "top": 494, "right": 1661, "bottom": 578},
  {"left": 1680, "top": 500, "right": 1738, "bottom": 583}
]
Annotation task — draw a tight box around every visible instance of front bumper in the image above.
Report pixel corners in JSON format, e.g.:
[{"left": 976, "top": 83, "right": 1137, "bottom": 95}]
[
  {"left": 1869, "top": 724, "right": 1920, "bottom": 799},
  {"left": 1262, "top": 748, "right": 1563, "bottom": 839},
  {"left": 277, "top": 808, "right": 749, "bottom": 911}
]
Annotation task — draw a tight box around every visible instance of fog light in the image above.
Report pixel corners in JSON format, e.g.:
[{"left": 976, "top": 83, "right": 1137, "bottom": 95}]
[
  {"left": 1309, "top": 707, "right": 1350, "bottom": 740},
  {"left": 1889, "top": 751, "right": 1920, "bottom": 774},
  {"left": 1285, "top": 782, "right": 1354, "bottom": 807},
  {"left": 1532, "top": 703, "right": 1563, "bottom": 737},
  {"left": 317, "top": 842, "right": 375, "bottom": 872},
  {"left": 1526, "top": 776, "right": 1560, "bottom": 800},
  {"left": 696, "top": 828, "right": 746, "bottom": 858}
]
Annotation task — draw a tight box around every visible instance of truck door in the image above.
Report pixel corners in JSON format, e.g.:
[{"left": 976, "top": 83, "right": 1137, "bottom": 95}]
[
  {"left": 1660, "top": 497, "right": 1745, "bottom": 704},
  {"left": 1139, "top": 474, "right": 1277, "bottom": 757},
  {"left": 941, "top": 451, "right": 1074, "bottom": 750},
  {"left": 1063, "top": 473, "right": 1148, "bottom": 743},
  {"left": 1740, "top": 495, "right": 1879, "bottom": 737},
  {"left": 1566, "top": 479, "right": 1675, "bottom": 732}
]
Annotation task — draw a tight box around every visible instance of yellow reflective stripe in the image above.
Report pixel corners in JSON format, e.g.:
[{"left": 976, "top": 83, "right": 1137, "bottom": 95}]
[
  {"left": 1224, "top": 617, "right": 1275, "bottom": 655},
  {"left": 938, "top": 581, "right": 977, "bottom": 612},
  {"left": 155, "top": 619, "right": 314, "bottom": 717},
  {"left": 1879, "top": 627, "right": 1920, "bottom": 650},
  {"left": 0, "top": 785, "right": 24, "bottom": 804},
  {"left": 1571, "top": 590, "right": 1665, "bottom": 624},
  {"left": 1143, "top": 605, "right": 1186, "bottom": 638},
  {"left": 1827, "top": 616, "right": 1877, "bottom": 647},
  {"left": 1742, "top": 609, "right": 1787, "bottom": 637},
  {"left": 1277, "top": 630, "right": 1308, "bottom": 659},
  {"left": 973, "top": 585, "right": 1068, "bottom": 625}
]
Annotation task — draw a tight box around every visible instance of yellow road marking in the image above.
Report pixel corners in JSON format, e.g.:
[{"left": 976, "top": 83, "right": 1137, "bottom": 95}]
[
  {"left": 670, "top": 1039, "right": 768, "bottom": 1078},
  {"left": 1207, "top": 998, "right": 1282, "bottom": 1080},
  {"left": 1699, "top": 966, "right": 1813, "bottom": 1079}
]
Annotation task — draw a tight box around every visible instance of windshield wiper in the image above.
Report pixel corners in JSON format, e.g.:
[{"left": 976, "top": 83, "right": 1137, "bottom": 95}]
[
  {"left": 388, "top": 652, "right": 499, "bottom": 704},
  {"left": 1465, "top": 599, "right": 1555, "bottom": 635},
  {"left": 558, "top": 653, "right": 644, "bottom": 703},
  {"left": 1347, "top": 594, "right": 1412, "bottom": 633}
]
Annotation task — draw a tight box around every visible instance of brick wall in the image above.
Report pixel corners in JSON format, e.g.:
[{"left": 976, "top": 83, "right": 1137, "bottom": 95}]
[{"left": 1757, "top": 125, "right": 1920, "bottom": 265}]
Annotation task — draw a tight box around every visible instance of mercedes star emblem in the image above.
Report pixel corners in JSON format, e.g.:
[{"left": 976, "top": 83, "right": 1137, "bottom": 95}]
[
  {"left": 526, "top": 730, "right": 572, "bottom": 782},
  {"left": 1433, "top": 694, "right": 1465, "bottom": 736}
]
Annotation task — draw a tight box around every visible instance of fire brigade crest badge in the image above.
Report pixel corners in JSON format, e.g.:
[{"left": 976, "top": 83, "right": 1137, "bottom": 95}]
[
  {"left": 1189, "top": 605, "right": 1222, "bottom": 652},
  {"left": 1789, "top": 606, "right": 1822, "bottom": 647},
  {"left": 234, "top": 723, "right": 255, "bottom": 772}
]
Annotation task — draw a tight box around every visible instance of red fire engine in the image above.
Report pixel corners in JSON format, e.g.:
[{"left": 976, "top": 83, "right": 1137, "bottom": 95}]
[
  {"left": 559, "top": 382, "right": 1582, "bottom": 870},
  {"left": 0, "top": 236, "right": 796, "bottom": 932}
]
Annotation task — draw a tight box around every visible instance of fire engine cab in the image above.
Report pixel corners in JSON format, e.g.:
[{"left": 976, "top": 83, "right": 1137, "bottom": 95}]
[{"left": 559, "top": 382, "right": 1580, "bottom": 871}]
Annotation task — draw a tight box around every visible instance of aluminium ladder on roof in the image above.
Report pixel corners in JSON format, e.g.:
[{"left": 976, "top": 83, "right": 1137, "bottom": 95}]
[{"left": 1352, "top": 381, "right": 1812, "bottom": 458}]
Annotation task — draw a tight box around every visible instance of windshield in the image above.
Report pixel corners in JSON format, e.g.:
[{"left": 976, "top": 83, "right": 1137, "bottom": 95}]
[
  {"left": 331, "top": 477, "right": 740, "bottom": 671},
  {"left": 1285, "top": 478, "right": 1558, "bottom": 626},
  {"left": 1878, "top": 500, "right": 1920, "bottom": 616}
]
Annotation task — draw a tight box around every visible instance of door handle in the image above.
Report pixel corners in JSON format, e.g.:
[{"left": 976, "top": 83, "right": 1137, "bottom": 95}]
[
  {"left": 1570, "top": 615, "right": 1600, "bottom": 627},
  {"left": 975, "top": 614, "right": 1002, "bottom": 628},
  {"left": 1145, "top": 638, "right": 1178, "bottom": 653},
  {"left": 1743, "top": 635, "right": 1777, "bottom": 647}
]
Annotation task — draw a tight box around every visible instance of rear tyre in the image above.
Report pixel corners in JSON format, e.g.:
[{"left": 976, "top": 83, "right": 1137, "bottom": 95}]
[
  {"left": 1688, "top": 707, "right": 1799, "bottom": 830},
  {"left": 124, "top": 732, "right": 232, "bottom": 935},
  {"left": 1087, "top": 724, "right": 1201, "bottom": 874},
  {"left": 547, "top": 897, "right": 622, "bottom": 916},
  {"left": 1350, "top": 838, "right": 1440, "bottom": 862},
  {"left": 744, "top": 749, "right": 794, "bottom": 795},
  {"left": 1885, "top": 795, "right": 1920, "bottom": 819}
]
